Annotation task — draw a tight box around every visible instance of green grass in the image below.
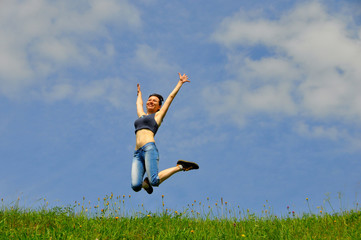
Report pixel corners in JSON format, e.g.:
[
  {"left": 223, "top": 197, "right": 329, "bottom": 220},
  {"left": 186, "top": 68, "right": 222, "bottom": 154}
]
[{"left": 1, "top": 195, "right": 361, "bottom": 239}]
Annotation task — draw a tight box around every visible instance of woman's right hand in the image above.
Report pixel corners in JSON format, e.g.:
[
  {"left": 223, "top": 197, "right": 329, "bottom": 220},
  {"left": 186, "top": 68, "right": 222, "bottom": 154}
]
[{"left": 137, "top": 83, "right": 141, "bottom": 95}]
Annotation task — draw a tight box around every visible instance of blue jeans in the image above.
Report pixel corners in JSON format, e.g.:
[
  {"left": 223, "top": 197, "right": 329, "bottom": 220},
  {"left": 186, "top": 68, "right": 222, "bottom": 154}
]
[{"left": 131, "top": 142, "right": 160, "bottom": 191}]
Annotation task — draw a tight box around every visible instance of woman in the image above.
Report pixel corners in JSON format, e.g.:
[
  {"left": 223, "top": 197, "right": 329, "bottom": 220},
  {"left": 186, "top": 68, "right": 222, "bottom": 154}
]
[{"left": 131, "top": 73, "right": 199, "bottom": 194}]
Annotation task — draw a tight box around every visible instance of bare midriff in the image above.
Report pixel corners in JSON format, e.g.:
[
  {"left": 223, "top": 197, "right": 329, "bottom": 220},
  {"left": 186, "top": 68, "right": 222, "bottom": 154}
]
[{"left": 135, "top": 129, "right": 156, "bottom": 150}]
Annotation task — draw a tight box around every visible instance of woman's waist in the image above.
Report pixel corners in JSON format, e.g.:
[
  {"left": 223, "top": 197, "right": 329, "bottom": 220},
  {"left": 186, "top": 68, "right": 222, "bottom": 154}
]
[{"left": 135, "top": 130, "right": 155, "bottom": 149}]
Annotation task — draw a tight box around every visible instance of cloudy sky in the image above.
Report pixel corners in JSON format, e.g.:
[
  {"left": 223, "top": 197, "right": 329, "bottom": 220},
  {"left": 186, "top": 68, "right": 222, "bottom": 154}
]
[{"left": 1, "top": 0, "right": 361, "bottom": 216}]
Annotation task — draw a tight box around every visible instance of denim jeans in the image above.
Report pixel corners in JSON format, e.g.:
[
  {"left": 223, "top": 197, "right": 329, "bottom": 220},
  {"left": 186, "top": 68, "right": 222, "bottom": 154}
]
[{"left": 131, "top": 142, "right": 160, "bottom": 191}]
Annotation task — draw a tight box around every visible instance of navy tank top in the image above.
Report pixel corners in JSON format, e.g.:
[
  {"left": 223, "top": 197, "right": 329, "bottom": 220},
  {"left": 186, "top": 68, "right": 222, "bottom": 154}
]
[{"left": 134, "top": 113, "right": 159, "bottom": 135}]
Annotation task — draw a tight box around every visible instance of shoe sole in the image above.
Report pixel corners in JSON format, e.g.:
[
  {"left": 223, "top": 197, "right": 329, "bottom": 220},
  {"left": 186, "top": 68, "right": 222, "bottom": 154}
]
[
  {"left": 144, "top": 177, "right": 153, "bottom": 194},
  {"left": 177, "top": 160, "right": 199, "bottom": 171}
]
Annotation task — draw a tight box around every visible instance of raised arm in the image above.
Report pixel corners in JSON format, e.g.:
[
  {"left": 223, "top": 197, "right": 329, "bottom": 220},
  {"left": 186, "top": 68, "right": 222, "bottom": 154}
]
[
  {"left": 156, "top": 73, "right": 190, "bottom": 122},
  {"left": 136, "top": 84, "right": 146, "bottom": 117}
]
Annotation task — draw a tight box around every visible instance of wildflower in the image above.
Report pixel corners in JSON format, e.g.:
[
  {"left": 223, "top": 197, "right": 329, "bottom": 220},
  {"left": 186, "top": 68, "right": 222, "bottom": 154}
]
[
  {"left": 147, "top": 215, "right": 151, "bottom": 217},
  {"left": 241, "top": 234, "right": 246, "bottom": 237},
  {"left": 162, "top": 195, "right": 164, "bottom": 198},
  {"left": 115, "top": 217, "right": 119, "bottom": 220},
  {"left": 191, "top": 230, "right": 194, "bottom": 234},
  {"left": 123, "top": 195, "right": 125, "bottom": 198},
  {"left": 175, "top": 211, "right": 178, "bottom": 214},
  {"left": 306, "top": 198, "right": 309, "bottom": 201}
]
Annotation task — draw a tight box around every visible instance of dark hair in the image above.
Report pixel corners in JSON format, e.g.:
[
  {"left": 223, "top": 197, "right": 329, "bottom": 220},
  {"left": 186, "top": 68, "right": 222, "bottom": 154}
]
[{"left": 149, "top": 93, "right": 164, "bottom": 106}]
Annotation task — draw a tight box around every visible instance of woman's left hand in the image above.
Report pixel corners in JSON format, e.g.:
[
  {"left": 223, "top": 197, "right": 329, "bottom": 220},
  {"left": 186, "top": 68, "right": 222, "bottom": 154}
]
[{"left": 178, "top": 73, "right": 190, "bottom": 83}]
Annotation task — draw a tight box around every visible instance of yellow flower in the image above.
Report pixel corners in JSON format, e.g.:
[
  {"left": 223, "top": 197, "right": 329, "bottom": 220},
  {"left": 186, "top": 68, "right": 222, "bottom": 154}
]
[
  {"left": 241, "top": 234, "right": 246, "bottom": 237},
  {"left": 115, "top": 217, "right": 119, "bottom": 220},
  {"left": 191, "top": 230, "right": 194, "bottom": 234}
]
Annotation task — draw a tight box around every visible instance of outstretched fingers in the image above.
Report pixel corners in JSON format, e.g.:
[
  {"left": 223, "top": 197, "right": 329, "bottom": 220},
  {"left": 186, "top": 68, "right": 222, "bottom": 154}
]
[{"left": 178, "top": 73, "right": 190, "bottom": 83}]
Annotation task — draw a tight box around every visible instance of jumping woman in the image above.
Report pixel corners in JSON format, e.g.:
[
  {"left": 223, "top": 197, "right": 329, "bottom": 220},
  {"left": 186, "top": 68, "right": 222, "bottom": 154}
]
[{"left": 131, "top": 73, "right": 199, "bottom": 194}]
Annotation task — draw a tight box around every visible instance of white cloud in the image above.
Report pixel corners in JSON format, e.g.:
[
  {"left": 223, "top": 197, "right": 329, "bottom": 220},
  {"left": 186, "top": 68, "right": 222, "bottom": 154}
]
[
  {"left": 37, "top": 78, "right": 132, "bottom": 108},
  {"left": 0, "top": 0, "right": 141, "bottom": 100},
  {"left": 41, "top": 84, "right": 74, "bottom": 102},
  {"left": 134, "top": 44, "right": 177, "bottom": 73},
  {"left": 295, "top": 122, "right": 342, "bottom": 140},
  {"left": 208, "top": 1, "right": 361, "bottom": 126},
  {"left": 76, "top": 78, "right": 132, "bottom": 108},
  {"left": 294, "top": 121, "right": 361, "bottom": 152}
]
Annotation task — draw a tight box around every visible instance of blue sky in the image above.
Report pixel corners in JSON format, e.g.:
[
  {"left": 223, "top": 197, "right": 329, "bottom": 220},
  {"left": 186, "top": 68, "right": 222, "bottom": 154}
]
[{"left": 1, "top": 0, "right": 361, "bottom": 216}]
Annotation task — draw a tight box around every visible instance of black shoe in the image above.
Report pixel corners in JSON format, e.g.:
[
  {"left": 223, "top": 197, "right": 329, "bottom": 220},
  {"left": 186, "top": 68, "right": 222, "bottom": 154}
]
[
  {"left": 177, "top": 160, "right": 199, "bottom": 171},
  {"left": 143, "top": 177, "right": 153, "bottom": 194}
]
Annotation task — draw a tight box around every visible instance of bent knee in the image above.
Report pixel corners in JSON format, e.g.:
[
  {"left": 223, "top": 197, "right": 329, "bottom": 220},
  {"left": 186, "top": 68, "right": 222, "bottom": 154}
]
[
  {"left": 150, "top": 177, "right": 160, "bottom": 187},
  {"left": 131, "top": 184, "right": 142, "bottom": 192}
]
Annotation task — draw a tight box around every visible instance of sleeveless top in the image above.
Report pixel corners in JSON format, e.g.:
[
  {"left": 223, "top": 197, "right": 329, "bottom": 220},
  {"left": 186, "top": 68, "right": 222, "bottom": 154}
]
[{"left": 134, "top": 113, "right": 159, "bottom": 135}]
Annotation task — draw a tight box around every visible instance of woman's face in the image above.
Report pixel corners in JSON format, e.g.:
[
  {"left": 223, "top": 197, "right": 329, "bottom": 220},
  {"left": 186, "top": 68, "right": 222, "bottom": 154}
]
[{"left": 146, "top": 96, "right": 161, "bottom": 113}]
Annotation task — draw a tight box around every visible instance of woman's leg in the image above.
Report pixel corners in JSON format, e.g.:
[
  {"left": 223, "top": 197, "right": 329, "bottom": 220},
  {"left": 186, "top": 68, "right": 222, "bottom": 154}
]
[
  {"left": 131, "top": 151, "right": 145, "bottom": 192},
  {"left": 144, "top": 143, "right": 182, "bottom": 186},
  {"left": 144, "top": 143, "right": 161, "bottom": 186},
  {"left": 158, "top": 166, "right": 182, "bottom": 184}
]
